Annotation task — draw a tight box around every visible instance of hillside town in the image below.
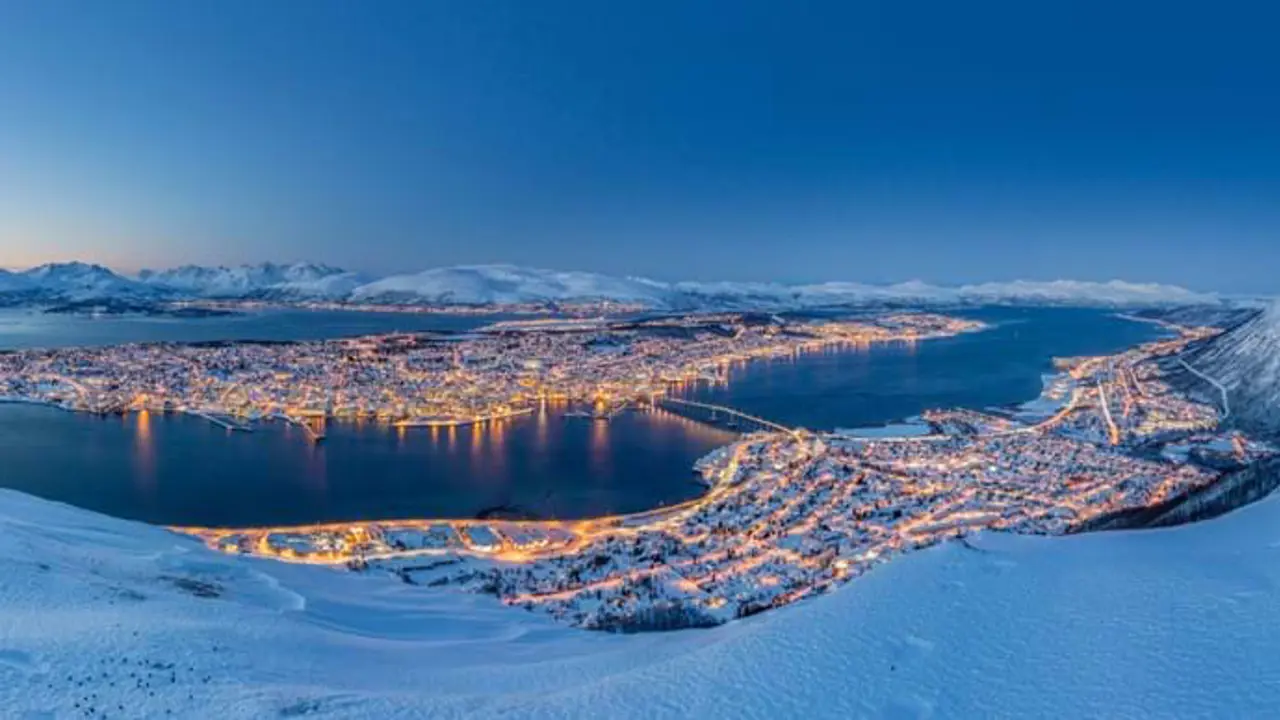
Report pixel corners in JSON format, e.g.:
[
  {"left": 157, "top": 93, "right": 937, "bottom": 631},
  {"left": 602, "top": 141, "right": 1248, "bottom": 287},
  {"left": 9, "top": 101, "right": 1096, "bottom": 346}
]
[{"left": 175, "top": 318, "right": 1275, "bottom": 630}]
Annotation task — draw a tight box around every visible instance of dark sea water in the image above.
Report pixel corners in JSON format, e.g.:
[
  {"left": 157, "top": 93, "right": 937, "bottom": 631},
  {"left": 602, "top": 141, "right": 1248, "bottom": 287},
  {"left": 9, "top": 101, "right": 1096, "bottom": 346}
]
[
  {"left": 0, "top": 306, "right": 1166, "bottom": 527},
  {"left": 0, "top": 308, "right": 497, "bottom": 348},
  {"left": 679, "top": 307, "right": 1169, "bottom": 430},
  {"left": 0, "top": 404, "right": 731, "bottom": 527}
]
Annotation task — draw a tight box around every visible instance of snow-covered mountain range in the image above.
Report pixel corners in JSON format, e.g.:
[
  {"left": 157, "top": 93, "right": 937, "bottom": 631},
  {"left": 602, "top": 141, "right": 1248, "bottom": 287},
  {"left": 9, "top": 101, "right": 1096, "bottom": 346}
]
[
  {"left": 349, "top": 265, "right": 672, "bottom": 306},
  {"left": 138, "top": 262, "right": 369, "bottom": 300},
  {"left": 0, "top": 261, "right": 1220, "bottom": 310},
  {"left": 670, "top": 277, "right": 1214, "bottom": 310},
  {"left": 0, "top": 262, "right": 157, "bottom": 302}
]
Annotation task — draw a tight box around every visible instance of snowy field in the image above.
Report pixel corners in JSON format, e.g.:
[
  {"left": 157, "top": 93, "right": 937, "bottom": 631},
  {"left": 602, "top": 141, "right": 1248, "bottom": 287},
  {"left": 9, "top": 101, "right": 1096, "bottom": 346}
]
[
  {"left": 834, "top": 419, "right": 934, "bottom": 439},
  {"left": 1011, "top": 373, "right": 1077, "bottom": 422},
  {"left": 2, "top": 487, "right": 1278, "bottom": 718}
]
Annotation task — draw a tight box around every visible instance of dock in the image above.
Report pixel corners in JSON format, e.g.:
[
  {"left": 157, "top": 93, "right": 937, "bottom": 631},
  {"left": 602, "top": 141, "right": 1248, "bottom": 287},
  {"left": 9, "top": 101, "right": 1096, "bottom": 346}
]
[{"left": 654, "top": 397, "right": 797, "bottom": 437}]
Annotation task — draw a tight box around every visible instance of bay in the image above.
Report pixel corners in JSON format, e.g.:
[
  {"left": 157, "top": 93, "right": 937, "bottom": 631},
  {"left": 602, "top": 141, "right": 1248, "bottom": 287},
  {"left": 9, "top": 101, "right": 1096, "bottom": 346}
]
[{"left": 0, "top": 306, "right": 1168, "bottom": 527}]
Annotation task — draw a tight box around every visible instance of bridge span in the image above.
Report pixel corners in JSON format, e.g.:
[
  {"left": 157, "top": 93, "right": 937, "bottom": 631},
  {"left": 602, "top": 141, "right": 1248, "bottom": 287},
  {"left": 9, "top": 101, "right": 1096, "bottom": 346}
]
[{"left": 655, "top": 397, "right": 798, "bottom": 437}]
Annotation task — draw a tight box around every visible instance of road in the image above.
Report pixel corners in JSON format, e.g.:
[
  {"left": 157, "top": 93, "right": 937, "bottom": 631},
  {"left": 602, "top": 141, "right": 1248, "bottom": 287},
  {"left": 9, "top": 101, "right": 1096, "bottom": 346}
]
[{"left": 1177, "top": 357, "right": 1230, "bottom": 420}]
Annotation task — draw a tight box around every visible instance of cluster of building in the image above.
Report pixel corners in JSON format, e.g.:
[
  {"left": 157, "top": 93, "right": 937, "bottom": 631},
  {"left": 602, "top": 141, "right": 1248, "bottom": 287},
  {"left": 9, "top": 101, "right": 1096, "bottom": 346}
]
[
  {"left": 0, "top": 313, "right": 981, "bottom": 428},
  {"left": 174, "top": 319, "right": 1276, "bottom": 632},
  {"left": 0, "top": 307, "right": 1237, "bottom": 630}
]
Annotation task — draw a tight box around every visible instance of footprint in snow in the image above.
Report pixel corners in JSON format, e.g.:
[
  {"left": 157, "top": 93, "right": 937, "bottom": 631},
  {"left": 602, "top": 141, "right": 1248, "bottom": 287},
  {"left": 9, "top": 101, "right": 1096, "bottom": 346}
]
[{"left": 0, "top": 648, "right": 37, "bottom": 673}]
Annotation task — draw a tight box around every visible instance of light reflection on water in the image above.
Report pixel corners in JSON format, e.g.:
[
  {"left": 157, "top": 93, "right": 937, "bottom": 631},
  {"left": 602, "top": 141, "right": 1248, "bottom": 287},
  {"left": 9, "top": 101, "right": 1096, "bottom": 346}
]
[
  {"left": 0, "top": 306, "right": 1168, "bottom": 528},
  {"left": 0, "top": 402, "right": 733, "bottom": 528},
  {"left": 680, "top": 307, "right": 1167, "bottom": 431},
  {"left": 132, "top": 410, "right": 155, "bottom": 498}
]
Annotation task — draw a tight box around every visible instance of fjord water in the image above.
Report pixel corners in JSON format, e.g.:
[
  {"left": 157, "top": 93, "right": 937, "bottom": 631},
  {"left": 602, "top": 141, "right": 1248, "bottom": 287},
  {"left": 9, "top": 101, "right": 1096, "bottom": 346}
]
[
  {"left": 0, "top": 307, "right": 498, "bottom": 348},
  {"left": 0, "top": 307, "right": 1166, "bottom": 527},
  {"left": 0, "top": 404, "right": 730, "bottom": 527},
  {"left": 680, "top": 306, "right": 1169, "bottom": 430}
]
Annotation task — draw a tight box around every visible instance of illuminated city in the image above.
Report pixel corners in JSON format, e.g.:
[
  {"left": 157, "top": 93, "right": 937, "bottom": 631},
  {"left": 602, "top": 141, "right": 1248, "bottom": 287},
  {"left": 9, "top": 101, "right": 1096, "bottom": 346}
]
[
  {"left": 138, "top": 315, "right": 1276, "bottom": 631},
  {"left": 0, "top": 313, "right": 979, "bottom": 430},
  {"left": 3, "top": 3, "right": 1279, "bottom": 716}
]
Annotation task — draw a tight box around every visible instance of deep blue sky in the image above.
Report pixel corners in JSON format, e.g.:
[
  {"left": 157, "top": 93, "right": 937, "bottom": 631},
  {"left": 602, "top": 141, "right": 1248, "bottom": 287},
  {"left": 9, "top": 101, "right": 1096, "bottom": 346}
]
[{"left": 0, "top": 1, "right": 1276, "bottom": 290}]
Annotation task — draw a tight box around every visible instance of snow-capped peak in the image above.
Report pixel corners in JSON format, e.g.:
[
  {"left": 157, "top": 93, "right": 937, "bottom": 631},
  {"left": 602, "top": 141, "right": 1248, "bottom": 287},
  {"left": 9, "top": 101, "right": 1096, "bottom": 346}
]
[
  {"left": 24, "top": 262, "right": 122, "bottom": 285},
  {"left": 349, "top": 264, "right": 672, "bottom": 306},
  {"left": 138, "top": 262, "right": 367, "bottom": 299},
  {"left": 11, "top": 262, "right": 155, "bottom": 300},
  {"left": 0, "top": 268, "right": 34, "bottom": 293},
  {"left": 2, "top": 260, "right": 1223, "bottom": 309},
  {"left": 353, "top": 266, "right": 1218, "bottom": 309},
  {"left": 954, "top": 279, "right": 1213, "bottom": 306}
]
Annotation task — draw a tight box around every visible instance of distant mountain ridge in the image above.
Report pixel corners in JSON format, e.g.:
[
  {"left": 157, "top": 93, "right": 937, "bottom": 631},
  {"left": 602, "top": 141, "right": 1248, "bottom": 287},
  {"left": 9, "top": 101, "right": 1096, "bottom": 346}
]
[
  {"left": 349, "top": 265, "right": 671, "bottom": 306},
  {"left": 0, "top": 262, "right": 159, "bottom": 304},
  {"left": 0, "top": 260, "right": 1220, "bottom": 310},
  {"left": 138, "top": 262, "right": 369, "bottom": 300}
]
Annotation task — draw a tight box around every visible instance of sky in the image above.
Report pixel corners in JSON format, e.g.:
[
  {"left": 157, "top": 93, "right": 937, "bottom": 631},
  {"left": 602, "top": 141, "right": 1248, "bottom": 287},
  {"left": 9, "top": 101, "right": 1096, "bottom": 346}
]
[{"left": 0, "top": 1, "right": 1276, "bottom": 291}]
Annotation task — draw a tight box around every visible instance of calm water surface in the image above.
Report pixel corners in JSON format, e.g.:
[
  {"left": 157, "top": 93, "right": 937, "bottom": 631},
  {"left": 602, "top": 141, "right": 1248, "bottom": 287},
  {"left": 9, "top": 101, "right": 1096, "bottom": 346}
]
[
  {"left": 680, "top": 307, "right": 1168, "bottom": 430},
  {"left": 0, "top": 306, "right": 1166, "bottom": 526},
  {"left": 0, "top": 308, "right": 498, "bottom": 349},
  {"left": 0, "top": 404, "right": 730, "bottom": 527}
]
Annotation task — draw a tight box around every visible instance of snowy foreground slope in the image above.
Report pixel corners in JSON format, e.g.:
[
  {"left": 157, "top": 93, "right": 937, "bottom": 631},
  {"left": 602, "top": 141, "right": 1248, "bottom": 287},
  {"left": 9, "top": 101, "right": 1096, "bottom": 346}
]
[{"left": 2, "top": 488, "right": 1279, "bottom": 719}]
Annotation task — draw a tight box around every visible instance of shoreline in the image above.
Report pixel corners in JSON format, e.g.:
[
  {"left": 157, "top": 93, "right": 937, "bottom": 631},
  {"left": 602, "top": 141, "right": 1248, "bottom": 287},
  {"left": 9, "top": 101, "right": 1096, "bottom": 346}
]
[
  {"left": 170, "top": 319, "right": 1215, "bottom": 544},
  {"left": 5, "top": 310, "right": 1266, "bottom": 630},
  {"left": 0, "top": 313, "right": 986, "bottom": 433},
  {"left": 0, "top": 311, "right": 1167, "bottom": 533}
]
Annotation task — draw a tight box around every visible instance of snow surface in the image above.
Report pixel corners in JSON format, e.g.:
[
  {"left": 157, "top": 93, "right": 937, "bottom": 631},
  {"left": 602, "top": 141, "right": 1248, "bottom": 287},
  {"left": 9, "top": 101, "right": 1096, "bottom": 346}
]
[
  {"left": 138, "top": 262, "right": 369, "bottom": 300},
  {"left": 834, "top": 421, "right": 934, "bottom": 439},
  {"left": 675, "top": 277, "right": 1216, "bottom": 309},
  {"left": 1, "top": 261, "right": 1224, "bottom": 309},
  {"left": 349, "top": 264, "right": 670, "bottom": 306},
  {"left": 2, "top": 487, "right": 1278, "bottom": 718},
  {"left": 4, "top": 263, "right": 158, "bottom": 301},
  {"left": 0, "top": 269, "right": 34, "bottom": 293},
  {"left": 1186, "top": 301, "right": 1280, "bottom": 433},
  {"left": 1194, "top": 301, "right": 1280, "bottom": 386},
  {"left": 1011, "top": 374, "right": 1077, "bottom": 422}
]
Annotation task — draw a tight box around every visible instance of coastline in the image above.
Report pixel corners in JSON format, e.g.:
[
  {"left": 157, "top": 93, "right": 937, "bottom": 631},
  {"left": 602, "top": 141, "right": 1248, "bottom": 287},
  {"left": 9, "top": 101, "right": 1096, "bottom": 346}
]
[
  {"left": 0, "top": 312, "right": 986, "bottom": 435},
  {"left": 2, "top": 309, "right": 1268, "bottom": 630},
  {"left": 157, "top": 316, "right": 1279, "bottom": 631},
  {"left": 169, "top": 320, "right": 1218, "bottom": 543}
]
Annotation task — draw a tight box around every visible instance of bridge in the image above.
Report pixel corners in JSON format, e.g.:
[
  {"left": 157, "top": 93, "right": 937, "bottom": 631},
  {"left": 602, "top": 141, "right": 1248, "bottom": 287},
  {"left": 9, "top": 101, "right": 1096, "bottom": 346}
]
[{"left": 655, "top": 397, "right": 798, "bottom": 437}]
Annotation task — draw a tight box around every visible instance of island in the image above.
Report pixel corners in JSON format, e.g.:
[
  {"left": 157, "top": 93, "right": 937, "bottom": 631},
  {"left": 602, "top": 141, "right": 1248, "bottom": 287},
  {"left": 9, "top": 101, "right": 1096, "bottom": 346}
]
[{"left": 3, "top": 310, "right": 1270, "bottom": 632}]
